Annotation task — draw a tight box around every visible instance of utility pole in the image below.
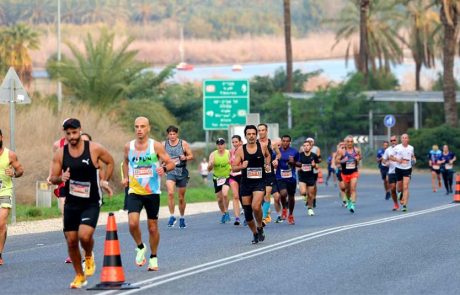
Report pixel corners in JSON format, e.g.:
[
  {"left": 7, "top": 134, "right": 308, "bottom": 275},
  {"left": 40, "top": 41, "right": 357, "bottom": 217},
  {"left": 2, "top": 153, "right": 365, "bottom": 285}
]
[{"left": 57, "top": 0, "right": 62, "bottom": 111}]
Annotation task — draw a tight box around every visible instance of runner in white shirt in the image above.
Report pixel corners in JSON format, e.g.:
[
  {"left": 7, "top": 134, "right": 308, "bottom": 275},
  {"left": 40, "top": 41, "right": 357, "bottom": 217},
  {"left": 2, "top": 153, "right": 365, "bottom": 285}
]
[
  {"left": 382, "top": 135, "right": 399, "bottom": 211},
  {"left": 390, "top": 134, "right": 416, "bottom": 212}
]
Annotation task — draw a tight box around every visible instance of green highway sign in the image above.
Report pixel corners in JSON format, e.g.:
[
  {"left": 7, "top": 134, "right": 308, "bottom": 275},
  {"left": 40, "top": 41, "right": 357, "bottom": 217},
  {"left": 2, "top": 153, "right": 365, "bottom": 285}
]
[{"left": 203, "top": 79, "right": 250, "bottom": 130}]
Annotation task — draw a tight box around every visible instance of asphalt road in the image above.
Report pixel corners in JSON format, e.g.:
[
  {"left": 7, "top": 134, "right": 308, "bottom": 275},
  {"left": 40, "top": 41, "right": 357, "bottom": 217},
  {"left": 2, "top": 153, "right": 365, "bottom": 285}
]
[{"left": 2, "top": 172, "right": 460, "bottom": 295}]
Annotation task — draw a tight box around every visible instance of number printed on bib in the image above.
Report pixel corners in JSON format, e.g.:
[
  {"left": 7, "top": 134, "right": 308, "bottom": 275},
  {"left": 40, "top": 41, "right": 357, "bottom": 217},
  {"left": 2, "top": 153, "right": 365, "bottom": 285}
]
[
  {"left": 247, "top": 167, "right": 263, "bottom": 179},
  {"left": 346, "top": 161, "right": 356, "bottom": 170},
  {"left": 216, "top": 177, "right": 227, "bottom": 186},
  {"left": 69, "top": 179, "right": 91, "bottom": 198},
  {"left": 172, "top": 157, "right": 181, "bottom": 166},
  {"left": 133, "top": 166, "right": 154, "bottom": 178},
  {"left": 281, "top": 169, "right": 292, "bottom": 178},
  {"left": 301, "top": 164, "right": 312, "bottom": 172}
]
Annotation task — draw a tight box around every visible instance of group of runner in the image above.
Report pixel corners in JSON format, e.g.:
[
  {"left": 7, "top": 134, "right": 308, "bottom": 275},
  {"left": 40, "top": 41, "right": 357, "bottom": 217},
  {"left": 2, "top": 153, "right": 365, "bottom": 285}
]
[
  {"left": 427, "top": 144, "right": 456, "bottom": 194},
  {"left": 0, "top": 117, "right": 428, "bottom": 289}
]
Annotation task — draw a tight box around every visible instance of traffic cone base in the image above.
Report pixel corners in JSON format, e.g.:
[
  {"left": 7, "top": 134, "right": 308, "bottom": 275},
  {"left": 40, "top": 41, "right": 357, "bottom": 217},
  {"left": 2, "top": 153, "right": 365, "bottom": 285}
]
[{"left": 87, "top": 213, "right": 139, "bottom": 290}]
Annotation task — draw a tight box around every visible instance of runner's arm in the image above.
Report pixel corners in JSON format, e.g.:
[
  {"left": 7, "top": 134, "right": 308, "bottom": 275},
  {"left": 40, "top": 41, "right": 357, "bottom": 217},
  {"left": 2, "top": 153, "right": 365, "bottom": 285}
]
[
  {"left": 49, "top": 149, "right": 64, "bottom": 184},
  {"left": 154, "top": 141, "right": 175, "bottom": 176},
  {"left": 231, "top": 147, "right": 245, "bottom": 172},
  {"left": 181, "top": 140, "right": 194, "bottom": 161},
  {"left": 7, "top": 151, "right": 23, "bottom": 178},
  {"left": 122, "top": 143, "right": 129, "bottom": 187}
]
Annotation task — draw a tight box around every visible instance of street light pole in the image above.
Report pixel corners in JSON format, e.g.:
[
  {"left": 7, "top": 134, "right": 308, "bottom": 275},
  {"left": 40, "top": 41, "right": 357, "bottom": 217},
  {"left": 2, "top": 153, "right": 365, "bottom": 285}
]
[{"left": 57, "top": 0, "right": 62, "bottom": 111}]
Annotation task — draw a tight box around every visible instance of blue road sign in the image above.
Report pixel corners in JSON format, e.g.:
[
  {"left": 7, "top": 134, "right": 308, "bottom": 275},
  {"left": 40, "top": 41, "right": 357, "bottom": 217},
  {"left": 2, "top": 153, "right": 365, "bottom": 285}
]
[{"left": 384, "top": 114, "right": 396, "bottom": 128}]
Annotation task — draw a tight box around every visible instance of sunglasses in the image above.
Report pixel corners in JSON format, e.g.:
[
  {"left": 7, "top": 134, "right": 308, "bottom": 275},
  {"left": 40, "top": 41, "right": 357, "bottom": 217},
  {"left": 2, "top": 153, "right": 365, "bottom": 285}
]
[{"left": 390, "top": 139, "right": 396, "bottom": 142}]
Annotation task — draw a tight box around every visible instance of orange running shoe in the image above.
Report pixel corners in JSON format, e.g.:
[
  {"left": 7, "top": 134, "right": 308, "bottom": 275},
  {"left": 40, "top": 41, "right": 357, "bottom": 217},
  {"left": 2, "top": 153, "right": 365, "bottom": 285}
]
[
  {"left": 281, "top": 208, "right": 287, "bottom": 220},
  {"left": 288, "top": 215, "right": 295, "bottom": 225},
  {"left": 392, "top": 203, "right": 399, "bottom": 211}
]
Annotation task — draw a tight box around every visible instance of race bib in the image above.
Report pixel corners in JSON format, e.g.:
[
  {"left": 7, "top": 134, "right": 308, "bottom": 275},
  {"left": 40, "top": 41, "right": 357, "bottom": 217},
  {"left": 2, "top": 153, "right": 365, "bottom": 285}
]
[
  {"left": 69, "top": 179, "right": 91, "bottom": 198},
  {"left": 247, "top": 167, "right": 263, "bottom": 179},
  {"left": 172, "top": 157, "right": 181, "bottom": 166},
  {"left": 346, "top": 161, "right": 356, "bottom": 170},
  {"left": 432, "top": 164, "right": 440, "bottom": 170},
  {"left": 216, "top": 177, "right": 227, "bottom": 186},
  {"left": 446, "top": 163, "right": 453, "bottom": 170},
  {"left": 301, "top": 164, "right": 312, "bottom": 172},
  {"left": 281, "top": 169, "right": 292, "bottom": 178},
  {"left": 133, "top": 166, "right": 154, "bottom": 178}
]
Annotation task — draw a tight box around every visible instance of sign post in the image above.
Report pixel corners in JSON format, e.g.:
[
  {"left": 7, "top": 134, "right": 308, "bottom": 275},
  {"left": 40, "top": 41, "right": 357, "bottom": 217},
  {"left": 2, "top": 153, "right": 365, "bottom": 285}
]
[
  {"left": 383, "top": 114, "right": 396, "bottom": 142},
  {"left": 0, "top": 67, "right": 31, "bottom": 224},
  {"left": 203, "top": 80, "right": 250, "bottom": 130}
]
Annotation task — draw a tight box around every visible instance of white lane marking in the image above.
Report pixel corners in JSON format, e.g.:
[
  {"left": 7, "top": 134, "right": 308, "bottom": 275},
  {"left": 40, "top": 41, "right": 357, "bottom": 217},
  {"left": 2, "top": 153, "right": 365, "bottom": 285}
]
[{"left": 97, "top": 203, "right": 459, "bottom": 294}]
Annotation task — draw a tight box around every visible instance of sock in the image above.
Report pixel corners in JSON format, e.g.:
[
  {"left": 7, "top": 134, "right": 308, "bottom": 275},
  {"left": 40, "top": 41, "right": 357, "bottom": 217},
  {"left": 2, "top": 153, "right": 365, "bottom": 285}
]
[
  {"left": 262, "top": 202, "right": 270, "bottom": 218},
  {"left": 150, "top": 254, "right": 157, "bottom": 258},
  {"left": 138, "top": 243, "right": 144, "bottom": 250}
]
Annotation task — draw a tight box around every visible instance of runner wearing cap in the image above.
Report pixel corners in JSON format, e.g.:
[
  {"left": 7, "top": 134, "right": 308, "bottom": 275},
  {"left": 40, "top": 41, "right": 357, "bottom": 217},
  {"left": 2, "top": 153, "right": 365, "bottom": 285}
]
[
  {"left": 0, "top": 128, "right": 24, "bottom": 266},
  {"left": 50, "top": 118, "right": 115, "bottom": 288},
  {"left": 208, "top": 138, "right": 232, "bottom": 224},
  {"left": 164, "top": 125, "right": 194, "bottom": 229}
]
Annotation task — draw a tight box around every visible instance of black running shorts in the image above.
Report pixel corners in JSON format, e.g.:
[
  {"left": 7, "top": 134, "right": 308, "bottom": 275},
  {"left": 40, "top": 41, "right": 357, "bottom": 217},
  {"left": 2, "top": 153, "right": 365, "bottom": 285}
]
[
  {"left": 63, "top": 203, "right": 100, "bottom": 232},
  {"left": 127, "top": 193, "right": 160, "bottom": 220}
]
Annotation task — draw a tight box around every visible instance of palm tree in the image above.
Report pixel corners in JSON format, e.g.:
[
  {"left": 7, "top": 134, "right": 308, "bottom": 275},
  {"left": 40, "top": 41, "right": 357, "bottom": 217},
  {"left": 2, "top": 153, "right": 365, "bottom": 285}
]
[
  {"left": 404, "top": 0, "right": 440, "bottom": 90},
  {"left": 333, "top": 0, "right": 404, "bottom": 76},
  {"left": 283, "top": 0, "right": 293, "bottom": 92},
  {"left": 438, "top": 0, "right": 459, "bottom": 127},
  {"left": 0, "top": 24, "right": 40, "bottom": 84},
  {"left": 46, "top": 29, "right": 148, "bottom": 107}
]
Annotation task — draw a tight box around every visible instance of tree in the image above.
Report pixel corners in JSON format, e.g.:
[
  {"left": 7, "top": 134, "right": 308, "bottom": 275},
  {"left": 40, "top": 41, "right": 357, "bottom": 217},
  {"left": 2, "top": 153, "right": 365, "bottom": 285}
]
[
  {"left": 439, "top": 0, "right": 459, "bottom": 127},
  {"left": 404, "top": 0, "right": 440, "bottom": 90},
  {"left": 283, "top": 0, "right": 293, "bottom": 92},
  {"left": 47, "top": 29, "right": 148, "bottom": 107},
  {"left": 333, "top": 0, "right": 404, "bottom": 76},
  {"left": 0, "top": 24, "right": 40, "bottom": 84}
]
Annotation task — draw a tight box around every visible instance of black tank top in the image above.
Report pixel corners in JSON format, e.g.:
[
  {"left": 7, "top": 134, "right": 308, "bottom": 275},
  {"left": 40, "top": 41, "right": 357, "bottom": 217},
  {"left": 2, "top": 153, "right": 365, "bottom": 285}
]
[
  {"left": 63, "top": 140, "right": 101, "bottom": 205},
  {"left": 242, "top": 142, "right": 265, "bottom": 184}
]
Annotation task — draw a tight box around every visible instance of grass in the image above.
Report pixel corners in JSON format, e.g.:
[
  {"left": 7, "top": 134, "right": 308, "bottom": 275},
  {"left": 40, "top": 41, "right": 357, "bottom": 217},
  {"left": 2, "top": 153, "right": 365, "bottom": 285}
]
[{"left": 14, "top": 186, "right": 219, "bottom": 222}]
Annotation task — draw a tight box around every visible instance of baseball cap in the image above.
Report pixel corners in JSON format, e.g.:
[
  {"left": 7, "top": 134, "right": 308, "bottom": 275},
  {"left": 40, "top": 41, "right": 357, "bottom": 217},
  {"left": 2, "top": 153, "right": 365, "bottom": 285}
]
[
  {"left": 216, "top": 138, "right": 225, "bottom": 145},
  {"left": 62, "top": 118, "right": 81, "bottom": 130}
]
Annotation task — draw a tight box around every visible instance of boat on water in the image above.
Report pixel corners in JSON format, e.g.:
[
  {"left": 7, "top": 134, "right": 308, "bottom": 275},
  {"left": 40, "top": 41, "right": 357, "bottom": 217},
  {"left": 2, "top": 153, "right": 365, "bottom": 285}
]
[
  {"left": 176, "top": 62, "right": 194, "bottom": 71},
  {"left": 231, "top": 64, "right": 243, "bottom": 71}
]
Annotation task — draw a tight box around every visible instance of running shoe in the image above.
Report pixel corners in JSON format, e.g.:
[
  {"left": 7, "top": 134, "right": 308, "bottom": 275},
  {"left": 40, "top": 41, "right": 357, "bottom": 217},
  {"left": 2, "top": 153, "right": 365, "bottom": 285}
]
[
  {"left": 275, "top": 216, "right": 283, "bottom": 223},
  {"left": 135, "top": 244, "right": 147, "bottom": 267},
  {"left": 220, "top": 214, "right": 226, "bottom": 224},
  {"left": 257, "top": 227, "right": 265, "bottom": 242},
  {"left": 402, "top": 205, "right": 407, "bottom": 212},
  {"left": 234, "top": 217, "right": 241, "bottom": 226},
  {"left": 264, "top": 214, "right": 272, "bottom": 224},
  {"left": 84, "top": 252, "right": 96, "bottom": 277},
  {"left": 64, "top": 256, "right": 72, "bottom": 264},
  {"left": 281, "top": 208, "right": 287, "bottom": 220},
  {"left": 385, "top": 191, "right": 391, "bottom": 200},
  {"left": 225, "top": 212, "right": 231, "bottom": 223},
  {"left": 69, "top": 274, "right": 87, "bottom": 289},
  {"left": 349, "top": 203, "right": 355, "bottom": 213},
  {"left": 147, "top": 257, "right": 159, "bottom": 271},
  {"left": 179, "top": 218, "right": 187, "bottom": 229},
  {"left": 288, "top": 215, "right": 295, "bottom": 225},
  {"left": 307, "top": 208, "right": 315, "bottom": 216},
  {"left": 346, "top": 200, "right": 352, "bottom": 210},
  {"left": 392, "top": 203, "right": 399, "bottom": 211},
  {"left": 251, "top": 233, "right": 259, "bottom": 244},
  {"left": 167, "top": 216, "right": 177, "bottom": 227},
  {"left": 342, "top": 200, "right": 347, "bottom": 207}
]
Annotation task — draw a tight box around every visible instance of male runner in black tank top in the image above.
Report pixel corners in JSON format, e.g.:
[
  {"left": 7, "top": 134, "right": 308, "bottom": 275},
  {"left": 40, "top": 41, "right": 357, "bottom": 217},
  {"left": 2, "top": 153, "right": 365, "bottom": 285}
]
[
  {"left": 49, "top": 118, "right": 115, "bottom": 289},
  {"left": 232, "top": 125, "right": 271, "bottom": 244}
]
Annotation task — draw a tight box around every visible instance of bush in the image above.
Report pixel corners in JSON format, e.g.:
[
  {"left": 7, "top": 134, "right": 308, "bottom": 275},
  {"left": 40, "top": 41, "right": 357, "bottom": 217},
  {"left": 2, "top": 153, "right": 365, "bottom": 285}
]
[
  {"left": 26, "top": 208, "right": 42, "bottom": 217},
  {"left": 408, "top": 125, "right": 460, "bottom": 168}
]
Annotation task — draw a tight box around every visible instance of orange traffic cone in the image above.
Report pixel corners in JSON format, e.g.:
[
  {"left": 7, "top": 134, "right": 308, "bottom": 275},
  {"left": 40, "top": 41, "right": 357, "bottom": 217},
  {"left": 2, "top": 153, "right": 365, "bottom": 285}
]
[
  {"left": 87, "top": 213, "right": 138, "bottom": 290},
  {"left": 453, "top": 175, "right": 460, "bottom": 203},
  {"left": 317, "top": 168, "right": 324, "bottom": 184}
]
